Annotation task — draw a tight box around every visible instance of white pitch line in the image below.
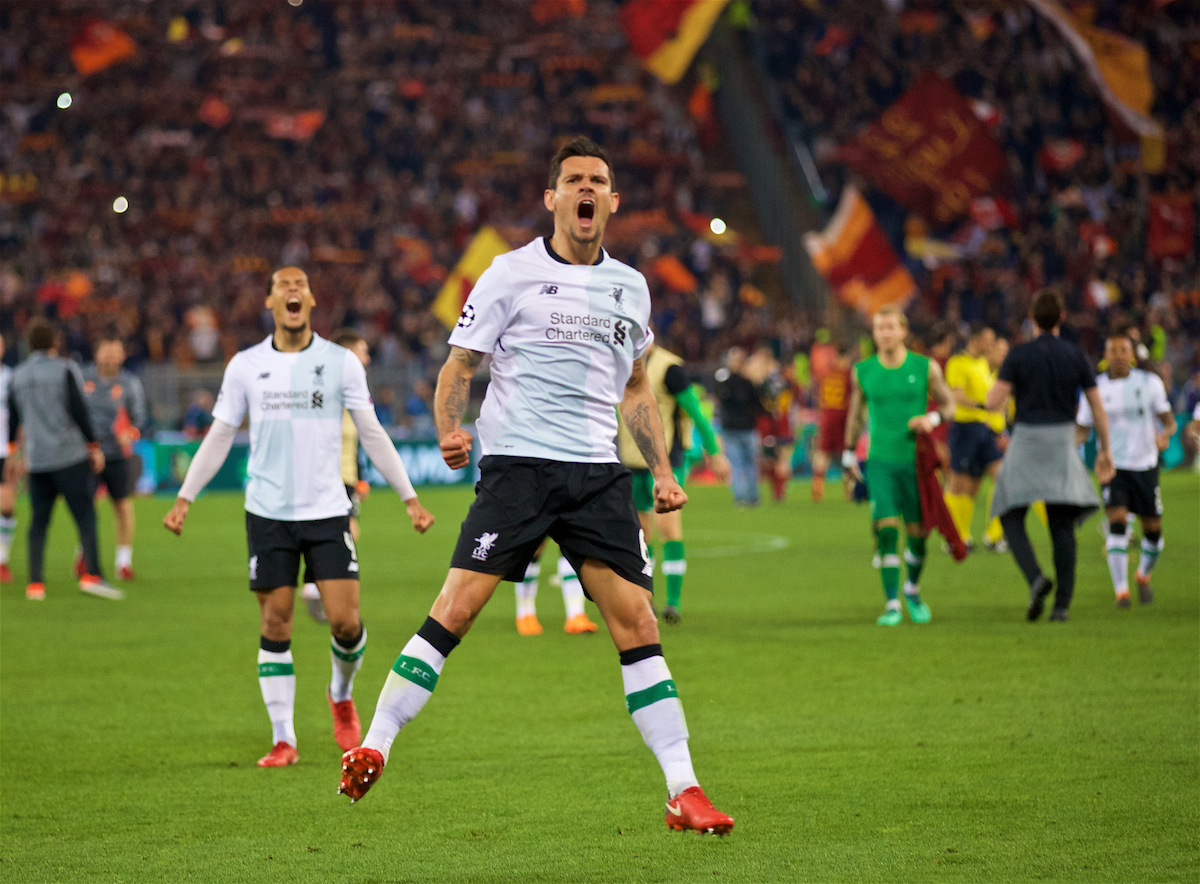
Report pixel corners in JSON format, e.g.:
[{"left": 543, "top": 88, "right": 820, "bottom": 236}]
[{"left": 684, "top": 529, "right": 791, "bottom": 559}]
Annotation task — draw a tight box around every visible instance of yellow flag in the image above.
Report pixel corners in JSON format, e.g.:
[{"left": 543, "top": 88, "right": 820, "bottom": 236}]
[{"left": 432, "top": 227, "right": 511, "bottom": 331}]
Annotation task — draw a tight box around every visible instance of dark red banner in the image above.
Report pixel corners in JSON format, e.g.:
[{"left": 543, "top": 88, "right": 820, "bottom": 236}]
[
  {"left": 837, "top": 73, "right": 1008, "bottom": 225},
  {"left": 1147, "top": 193, "right": 1195, "bottom": 261}
]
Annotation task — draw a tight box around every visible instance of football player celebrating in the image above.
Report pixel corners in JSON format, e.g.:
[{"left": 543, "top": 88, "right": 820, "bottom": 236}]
[
  {"left": 338, "top": 137, "right": 734, "bottom": 835},
  {"left": 163, "top": 267, "right": 434, "bottom": 767}
]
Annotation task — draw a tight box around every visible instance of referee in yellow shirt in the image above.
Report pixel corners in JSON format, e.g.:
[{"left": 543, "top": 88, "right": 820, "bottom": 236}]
[{"left": 944, "top": 323, "right": 1008, "bottom": 551}]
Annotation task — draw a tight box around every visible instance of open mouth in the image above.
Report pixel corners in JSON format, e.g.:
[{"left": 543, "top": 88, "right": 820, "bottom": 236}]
[
  {"left": 577, "top": 199, "right": 595, "bottom": 227},
  {"left": 285, "top": 297, "right": 302, "bottom": 316}
]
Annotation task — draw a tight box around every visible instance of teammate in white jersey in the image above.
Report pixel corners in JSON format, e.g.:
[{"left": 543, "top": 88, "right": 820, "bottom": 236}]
[
  {"left": 163, "top": 267, "right": 434, "bottom": 768},
  {"left": 338, "top": 138, "right": 734, "bottom": 835},
  {"left": 0, "top": 335, "right": 16, "bottom": 584},
  {"left": 1076, "top": 332, "right": 1175, "bottom": 606}
]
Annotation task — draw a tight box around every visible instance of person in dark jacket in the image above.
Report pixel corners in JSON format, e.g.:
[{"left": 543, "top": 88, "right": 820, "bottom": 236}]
[
  {"left": 714, "top": 347, "right": 767, "bottom": 506},
  {"left": 6, "top": 319, "right": 123, "bottom": 600}
]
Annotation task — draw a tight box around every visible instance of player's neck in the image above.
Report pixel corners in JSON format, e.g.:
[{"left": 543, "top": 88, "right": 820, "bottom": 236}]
[
  {"left": 273, "top": 326, "right": 313, "bottom": 353},
  {"left": 877, "top": 345, "right": 907, "bottom": 368},
  {"left": 97, "top": 366, "right": 119, "bottom": 379},
  {"left": 1108, "top": 368, "right": 1131, "bottom": 380},
  {"left": 548, "top": 230, "right": 602, "bottom": 266}
]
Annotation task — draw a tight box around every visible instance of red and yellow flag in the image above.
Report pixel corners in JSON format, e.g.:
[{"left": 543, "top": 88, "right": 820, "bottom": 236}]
[
  {"left": 618, "top": 0, "right": 731, "bottom": 84},
  {"left": 432, "top": 227, "right": 512, "bottom": 331},
  {"left": 70, "top": 19, "right": 137, "bottom": 77},
  {"left": 804, "top": 187, "right": 915, "bottom": 317}
]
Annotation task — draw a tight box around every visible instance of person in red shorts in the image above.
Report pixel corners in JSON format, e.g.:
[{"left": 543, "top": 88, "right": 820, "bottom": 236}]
[
  {"left": 811, "top": 343, "right": 852, "bottom": 501},
  {"left": 926, "top": 323, "right": 956, "bottom": 471},
  {"left": 757, "top": 354, "right": 800, "bottom": 502}
]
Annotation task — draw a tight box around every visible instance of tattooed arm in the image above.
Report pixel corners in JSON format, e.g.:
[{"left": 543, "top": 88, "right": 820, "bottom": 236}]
[
  {"left": 619, "top": 356, "right": 687, "bottom": 513},
  {"left": 435, "top": 346, "right": 483, "bottom": 469}
]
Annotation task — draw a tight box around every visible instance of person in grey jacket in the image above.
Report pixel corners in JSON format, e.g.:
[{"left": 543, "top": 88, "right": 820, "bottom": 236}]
[
  {"left": 81, "top": 333, "right": 148, "bottom": 581},
  {"left": 5, "top": 318, "right": 122, "bottom": 600}
]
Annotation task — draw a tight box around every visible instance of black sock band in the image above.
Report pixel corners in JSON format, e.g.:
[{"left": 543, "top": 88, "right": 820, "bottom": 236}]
[
  {"left": 417, "top": 616, "right": 460, "bottom": 657},
  {"left": 619, "top": 643, "right": 663, "bottom": 666},
  {"left": 333, "top": 624, "right": 365, "bottom": 650},
  {"left": 260, "top": 636, "right": 290, "bottom": 653},
  {"left": 1110, "top": 521, "right": 1127, "bottom": 536},
  {"left": 1144, "top": 529, "right": 1162, "bottom": 543}
]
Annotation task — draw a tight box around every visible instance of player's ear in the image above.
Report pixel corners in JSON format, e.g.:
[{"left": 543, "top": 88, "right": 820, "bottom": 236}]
[
  {"left": 543, "top": 189, "right": 556, "bottom": 212},
  {"left": 609, "top": 191, "right": 619, "bottom": 215}
]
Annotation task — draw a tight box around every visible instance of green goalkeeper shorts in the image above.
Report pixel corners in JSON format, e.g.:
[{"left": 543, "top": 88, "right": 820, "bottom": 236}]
[{"left": 866, "top": 460, "right": 922, "bottom": 525}]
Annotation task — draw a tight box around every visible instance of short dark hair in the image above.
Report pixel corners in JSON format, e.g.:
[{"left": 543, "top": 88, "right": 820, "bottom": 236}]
[
  {"left": 548, "top": 136, "right": 614, "bottom": 191},
  {"left": 95, "top": 329, "right": 124, "bottom": 349},
  {"left": 331, "top": 328, "right": 365, "bottom": 349},
  {"left": 1032, "top": 290, "right": 1063, "bottom": 331},
  {"left": 967, "top": 321, "right": 992, "bottom": 340},
  {"left": 27, "top": 318, "right": 56, "bottom": 352}
]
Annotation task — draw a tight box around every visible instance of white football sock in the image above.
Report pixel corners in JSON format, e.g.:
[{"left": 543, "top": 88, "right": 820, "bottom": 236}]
[
  {"left": 515, "top": 561, "right": 539, "bottom": 618},
  {"left": 115, "top": 544, "right": 132, "bottom": 570},
  {"left": 257, "top": 647, "right": 296, "bottom": 746},
  {"left": 622, "top": 652, "right": 698, "bottom": 798},
  {"left": 1106, "top": 532, "right": 1129, "bottom": 596},
  {"left": 362, "top": 635, "right": 445, "bottom": 763},
  {"left": 329, "top": 628, "right": 367, "bottom": 703},
  {"left": 559, "top": 557, "right": 585, "bottom": 618},
  {"left": 0, "top": 514, "right": 16, "bottom": 565}
]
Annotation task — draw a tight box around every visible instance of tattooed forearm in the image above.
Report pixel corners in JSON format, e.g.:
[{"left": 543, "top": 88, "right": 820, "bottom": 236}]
[
  {"left": 435, "top": 348, "right": 482, "bottom": 437},
  {"left": 844, "top": 379, "right": 866, "bottom": 450},
  {"left": 626, "top": 401, "right": 662, "bottom": 472},
  {"left": 928, "top": 360, "right": 955, "bottom": 420}
]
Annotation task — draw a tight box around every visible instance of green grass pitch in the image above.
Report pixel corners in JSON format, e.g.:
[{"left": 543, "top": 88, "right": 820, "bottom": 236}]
[{"left": 2, "top": 473, "right": 1197, "bottom": 883}]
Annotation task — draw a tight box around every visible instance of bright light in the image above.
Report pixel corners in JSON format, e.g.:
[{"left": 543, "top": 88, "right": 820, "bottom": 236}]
[
  {"left": 287, "top": 0, "right": 303, "bottom": 6},
  {"left": 113, "top": 196, "right": 129, "bottom": 214},
  {"left": 710, "top": 217, "right": 727, "bottom": 235},
  {"left": 57, "top": 93, "right": 72, "bottom": 109}
]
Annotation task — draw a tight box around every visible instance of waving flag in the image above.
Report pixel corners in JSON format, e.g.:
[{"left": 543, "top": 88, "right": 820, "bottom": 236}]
[
  {"left": 804, "top": 187, "right": 915, "bottom": 316},
  {"left": 433, "top": 227, "right": 512, "bottom": 330},
  {"left": 618, "top": 0, "right": 731, "bottom": 84},
  {"left": 71, "top": 19, "right": 137, "bottom": 77}
]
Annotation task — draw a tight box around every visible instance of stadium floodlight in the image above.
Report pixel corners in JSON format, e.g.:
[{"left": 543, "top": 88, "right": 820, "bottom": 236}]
[
  {"left": 57, "top": 93, "right": 72, "bottom": 109},
  {"left": 287, "top": 0, "right": 303, "bottom": 6},
  {"left": 710, "top": 218, "right": 727, "bottom": 235},
  {"left": 113, "top": 196, "right": 129, "bottom": 214}
]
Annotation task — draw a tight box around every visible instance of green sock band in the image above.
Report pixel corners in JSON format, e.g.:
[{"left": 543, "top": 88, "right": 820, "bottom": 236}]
[
  {"left": 662, "top": 540, "right": 685, "bottom": 608},
  {"left": 878, "top": 526, "right": 900, "bottom": 601},
  {"left": 905, "top": 535, "right": 926, "bottom": 586}
]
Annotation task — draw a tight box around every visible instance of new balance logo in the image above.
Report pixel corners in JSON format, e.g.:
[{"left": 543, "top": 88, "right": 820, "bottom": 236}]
[
  {"left": 613, "top": 320, "right": 627, "bottom": 347},
  {"left": 258, "top": 372, "right": 270, "bottom": 380},
  {"left": 472, "top": 531, "right": 499, "bottom": 561},
  {"left": 312, "top": 391, "right": 324, "bottom": 409},
  {"left": 538, "top": 285, "right": 559, "bottom": 295}
]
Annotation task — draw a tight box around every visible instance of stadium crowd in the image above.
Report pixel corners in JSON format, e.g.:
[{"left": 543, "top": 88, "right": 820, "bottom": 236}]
[
  {"left": 0, "top": 0, "right": 780, "bottom": 384},
  {"left": 753, "top": 0, "right": 1200, "bottom": 403}
]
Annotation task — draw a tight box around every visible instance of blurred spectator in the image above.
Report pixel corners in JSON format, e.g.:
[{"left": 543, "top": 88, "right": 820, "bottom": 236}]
[
  {"left": 714, "top": 347, "right": 767, "bottom": 506},
  {"left": 182, "top": 390, "right": 215, "bottom": 440},
  {"left": 373, "top": 385, "right": 395, "bottom": 428},
  {"left": 405, "top": 379, "right": 435, "bottom": 438}
]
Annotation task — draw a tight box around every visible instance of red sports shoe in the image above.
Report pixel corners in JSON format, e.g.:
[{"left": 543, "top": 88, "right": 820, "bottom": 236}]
[
  {"left": 117, "top": 564, "right": 136, "bottom": 581},
  {"left": 25, "top": 582, "right": 45, "bottom": 600},
  {"left": 0, "top": 563, "right": 12, "bottom": 583},
  {"left": 327, "top": 691, "right": 362, "bottom": 751},
  {"left": 74, "top": 550, "right": 87, "bottom": 579},
  {"left": 338, "top": 747, "right": 384, "bottom": 803},
  {"left": 257, "top": 741, "right": 299, "bottom": 768},
  {"left": 664, "top": 786, "right": 734, "bottom": 835}
]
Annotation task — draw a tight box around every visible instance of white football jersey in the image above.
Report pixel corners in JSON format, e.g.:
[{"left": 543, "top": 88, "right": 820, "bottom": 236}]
[
  {"left": 1076, "top": 368, "right": 1170, "bottom": 471},
  {"left": 212, "top": 334, "right": 371, "bottom": 521},
  {"left": 448, "top": 237, "right": 654, "bottom": 463},
  {"left": 0, "top": 364, "right": 10, "bottom": 459}
]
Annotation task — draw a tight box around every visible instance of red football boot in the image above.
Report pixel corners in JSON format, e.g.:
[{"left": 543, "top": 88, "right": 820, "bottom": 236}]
[
  {"left": 0, "top": 563, "right": 13, "bottom": 583},
  {"left": 257, "top": 741, "right": 299, "bottom": 768},
  {"left": 664, "top": 786, "right": 734, "bottom": 835},
  {"left": 327, "top": 691, "right": 362, "bottom": 751},
  {"left": 338, "top": 747, "right": 385, "bottom": 803},
  {"left": 117, "top": 564, "right": 136, "bottom": 581},
  {"left": 74, "top": 549, "right": 87, "bottom": 579},
  {"left": 25, "top": 582, "right": 45, "bottom": 600}
]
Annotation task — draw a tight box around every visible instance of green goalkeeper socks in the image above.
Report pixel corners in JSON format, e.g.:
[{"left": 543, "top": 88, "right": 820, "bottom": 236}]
[{"left": 662, "top": 540, "right": 685, "bottom": 609}]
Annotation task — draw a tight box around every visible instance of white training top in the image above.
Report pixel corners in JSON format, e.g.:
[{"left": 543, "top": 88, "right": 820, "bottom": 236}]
[
  {"left": 1076, "top": 368, "right": 1171, "bottom": 471},
  {"left": 447, "top": 237, "right": 654, "bottom": 463},
  {"left": 0, "top": 364, "right": 10, "bottom": 459},
  {"left": 212, "top": 334, "right": 372, "bottom": 520}
]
